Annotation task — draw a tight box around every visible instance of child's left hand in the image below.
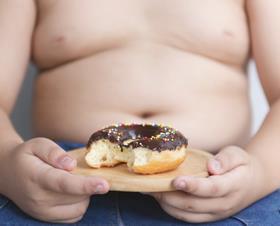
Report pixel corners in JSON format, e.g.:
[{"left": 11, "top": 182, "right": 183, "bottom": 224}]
[{"left": 149, "top": 146, "right": 266, "bottom": 223}]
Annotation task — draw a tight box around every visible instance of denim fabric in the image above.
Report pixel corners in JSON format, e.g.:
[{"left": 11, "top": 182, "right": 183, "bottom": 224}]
[{"left": 0, "top": 141, "right": 279, "bottom": 226}]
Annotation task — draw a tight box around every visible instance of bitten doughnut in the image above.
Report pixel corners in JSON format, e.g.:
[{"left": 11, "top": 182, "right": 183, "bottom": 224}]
[{"left": 85, "top": 123, "right": 188, "bottom": 174}]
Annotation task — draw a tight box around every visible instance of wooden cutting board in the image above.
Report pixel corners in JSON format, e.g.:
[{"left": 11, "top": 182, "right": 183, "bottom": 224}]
[{"left": 68, "top": 148, "right": 213, "bottom": 192}]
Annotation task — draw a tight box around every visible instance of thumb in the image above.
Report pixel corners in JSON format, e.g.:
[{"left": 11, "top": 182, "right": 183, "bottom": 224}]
[
  {"left": 208, "top": 146, "right": 249, "bottom": 175},
  {"left": 32, "top": 141, "right": 77, "bottom": 171}
]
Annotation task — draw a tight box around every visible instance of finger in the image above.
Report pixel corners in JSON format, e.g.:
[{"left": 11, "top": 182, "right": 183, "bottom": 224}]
[
  {"left": 48, "top": 192, "right": 89, "bottom": 206},
  {"left": 39, "top": 167, "right": 109, "bottom": 195},
  {"left": 159, "top": 201, "right": 217, "bottom": 223},
  {"left": 208, "top": 146, "right": 249, "bottom": 175},
  {"left": 172, "top": 174, "right": 237, "bottom": 197},
  {"left": 31, "top": 139, "right": 77, "bottom": 171},
  {"left": 53, "top": 199, "right": 90, "bottom": 223},
  {"left": 40, "top": 199, "right": 90, "bottom": 223},
  {"left": 53, "top": 216, "right": 83, "bottom": 224},
  {"left": 152, "top": 191, "right": 231, "bottom": 214},
  {"left": 151, "top": 192, "right": 204, "bottom": 213}
]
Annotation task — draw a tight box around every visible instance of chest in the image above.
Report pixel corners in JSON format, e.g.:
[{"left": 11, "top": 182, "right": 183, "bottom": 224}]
[{"left": 34, "top": 0, "right": 249, "bottom": 69}]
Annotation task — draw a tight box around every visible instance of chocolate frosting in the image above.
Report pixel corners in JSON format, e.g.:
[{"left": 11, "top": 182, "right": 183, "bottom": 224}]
[{"left": 87, "top": 123, "right": 188, "bottom": 152}]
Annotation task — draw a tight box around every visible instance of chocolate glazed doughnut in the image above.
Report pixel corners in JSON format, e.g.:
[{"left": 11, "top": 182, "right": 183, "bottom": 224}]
[{"left": 85, "top": 123, "right": 188, "bottom": 174}]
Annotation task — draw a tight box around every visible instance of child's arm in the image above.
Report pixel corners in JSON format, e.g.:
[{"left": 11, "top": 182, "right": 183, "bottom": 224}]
[
  {"left": 0, "top": 0, "right": 35, "bottom": 150},
  {"left": 148, "top": 0, "right": 280, "bottom": 223},
  {"left": 244, "top": 0, "right": 280, "bottom": 195},
  {"left": 0, "top": 1, "right": 109, "bottom": 223}
]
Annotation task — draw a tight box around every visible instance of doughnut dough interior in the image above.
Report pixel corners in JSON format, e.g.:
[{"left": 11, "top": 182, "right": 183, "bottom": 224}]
[{"left": 85, "top": 139, "right": 187, "bottom": 174}]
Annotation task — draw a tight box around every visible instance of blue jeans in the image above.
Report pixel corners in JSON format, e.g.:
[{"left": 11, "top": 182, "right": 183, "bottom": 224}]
[{"left": 1, "top": 141, "right": 280, "bottom": 226}]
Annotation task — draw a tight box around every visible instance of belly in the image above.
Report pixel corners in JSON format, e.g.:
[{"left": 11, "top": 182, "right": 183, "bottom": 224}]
[
  {"left": 33, "top": 42, "right": 251, "bottom": 153},
  {"left": 33, "top": 0, "right": 250, "bottom": 153}
]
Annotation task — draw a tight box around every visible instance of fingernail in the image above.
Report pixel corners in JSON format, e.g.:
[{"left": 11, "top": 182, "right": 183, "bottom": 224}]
[
  {"left": 211, "top": 159, "right": 221, "bottom": 172},
  {"left": 59, "top": 156, "right": 75, "bottom": 168},
  {"left": 94, "top": 185, "right": 104, "bottom": 194},
  {"left": 176, "top": 181, "right": 186, "bottom": 189}
]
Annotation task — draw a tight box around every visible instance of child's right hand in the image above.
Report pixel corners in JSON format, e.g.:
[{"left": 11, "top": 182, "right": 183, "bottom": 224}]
[{"left": 0, "top": 138, "right": 110, "bottom": 223}]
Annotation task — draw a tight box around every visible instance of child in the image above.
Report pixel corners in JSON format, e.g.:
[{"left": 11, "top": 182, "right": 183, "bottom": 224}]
[{"left": 0, "top": 0, "right": 279, "bottom": 225}]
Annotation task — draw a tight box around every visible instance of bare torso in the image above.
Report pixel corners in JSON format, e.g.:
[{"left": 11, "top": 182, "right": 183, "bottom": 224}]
[{"left": 32, "top": 0, "right": 251, "bottom": 152}]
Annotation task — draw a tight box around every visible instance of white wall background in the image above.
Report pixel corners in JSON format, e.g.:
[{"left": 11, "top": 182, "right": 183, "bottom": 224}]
[
  {"left": 11, "top": 61, "right": 269, "bottom": 140},
  {"left": 248, "top": 61, "right": 269, "bottom": 134}
]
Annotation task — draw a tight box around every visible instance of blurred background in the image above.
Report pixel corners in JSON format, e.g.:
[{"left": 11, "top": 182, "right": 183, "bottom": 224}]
[{"left": 11, "top": 61, "right": 269, "bottom": 140}]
